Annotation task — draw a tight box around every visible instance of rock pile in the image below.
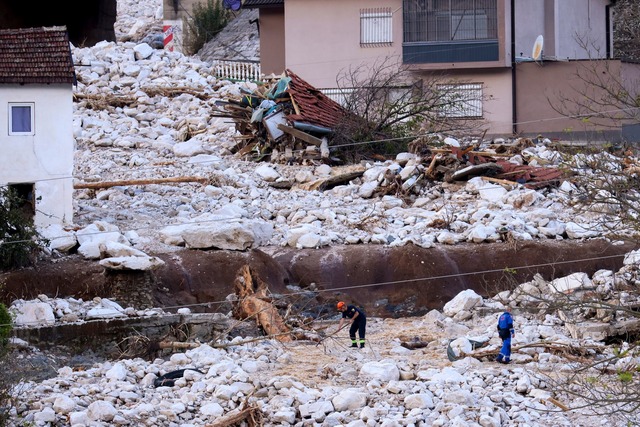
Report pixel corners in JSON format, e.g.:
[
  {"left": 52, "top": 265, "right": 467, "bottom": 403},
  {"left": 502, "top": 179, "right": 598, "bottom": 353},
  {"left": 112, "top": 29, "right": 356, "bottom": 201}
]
[
  {"left": 9, "top": 275, "right": 635, "bottom": 427},
  {"left": 54, "top": 0, "right": 633, "bottom": 262},
  {"left": 6, "top": 0, "right": 640, "bottom": 426}
]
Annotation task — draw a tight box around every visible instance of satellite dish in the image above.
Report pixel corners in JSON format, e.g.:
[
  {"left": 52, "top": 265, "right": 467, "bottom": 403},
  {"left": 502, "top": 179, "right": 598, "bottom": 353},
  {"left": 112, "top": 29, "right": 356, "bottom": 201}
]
[
  {"left": 532, "top": 35, "right": 544, "bottom": 62},
  {"left": 223, "top": 0, "right": 241, "bottom": 11}
]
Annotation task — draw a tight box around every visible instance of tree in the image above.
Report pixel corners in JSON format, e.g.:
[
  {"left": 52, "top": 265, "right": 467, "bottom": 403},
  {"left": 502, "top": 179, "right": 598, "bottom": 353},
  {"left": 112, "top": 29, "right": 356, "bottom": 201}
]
[
  {"left": 546, "top": 1, "right": 640, "bottom": 135},
  {"left": 548, "top": 39, "right": 640, "bottom": 134},
  {"left": 0, "top": 187, "right": 46, "bottom": 270},
  {"left": 330, "top": 57, "right": 488, "bottom": 162},
  {"left": 614, "top": 0, "right": 640, "bottom": 61}
]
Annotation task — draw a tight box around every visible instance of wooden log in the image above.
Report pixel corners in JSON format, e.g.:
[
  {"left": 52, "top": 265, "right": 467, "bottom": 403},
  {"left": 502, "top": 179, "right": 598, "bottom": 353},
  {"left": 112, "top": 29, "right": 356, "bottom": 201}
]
[
  {"left": 547, "top": 397, "right": 569, "bottom": 411},
  {"left": 425, "top": 154, "right": 440, "bottom": 178},
  {"left": 205, "top": 404, "right": 262, "bottom": 427},
  {"left": 481, "top": 176, "right": 519, "bottom": 187},
  {"left": 277, "top": 124, "right": 323, "bottom": 146},
  {"left": 291, "top": 96, "right": 301, "bottom": 115},
  {"left": 74, "top": 176, "right": 209, "bottom": 190},
  {"left": 158, "top": 341, "right": 200, "bottom": 349},
  {"left": 295, "top": 170, "right": 365, "bottom": 191},
  {"left": 400, "top": 340, "right": 430, "bottom": 349},
  {"left": 431, "top": 148, "right": 512, "bottom": 157}
]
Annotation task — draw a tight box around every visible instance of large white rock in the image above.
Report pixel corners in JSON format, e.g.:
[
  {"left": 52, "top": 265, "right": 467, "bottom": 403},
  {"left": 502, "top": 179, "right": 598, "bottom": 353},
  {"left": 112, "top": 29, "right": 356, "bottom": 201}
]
[
  {"left": 404, "top": 392, "right": 435, "bottom": 409},
  {"left": 13, "top": 302, "right": 55, "bottom": 326},
  {"left": 99, "top": 255, "right": 165, "bottom": 271},
  {"left": 466, "top": 177, "right": 507, "bottom": 202},
  {"left": 443, "top": 289, "right": 483, "bottom": 317},
  {"left": 53, "top": 395, "right": 76, "bottom": 414},
  {"left": 87, "top": 400, "right": 118, "bottom": 422},
  {"left": 565, "top": 222, "right": 601, "bottom": 239},
  {"left": 40, "top": 224, "right": 77, "bottom": 252},
  {"left": 549, "top": 272, "right": 592, "bottom": 293},
  {"left": 173, "top": 140, "right": 205, "bottom": 157},
  {"left": 255, "top": 164, "right": 280, "bottom": 181},
  {"left": 332, "top": 389, "right": 368, "bottom": 411},
  {"left": 164, "top": 220, "right": 273, "bottom": 250},
  {"left": 100, "top": 241, "right": 145, "bottom": 257},
  {"left": 76, "top": 221, "right": 126, "bottom": 246},
  {"left": 359, "top": 360, "right": 399, "bottom": 382}
]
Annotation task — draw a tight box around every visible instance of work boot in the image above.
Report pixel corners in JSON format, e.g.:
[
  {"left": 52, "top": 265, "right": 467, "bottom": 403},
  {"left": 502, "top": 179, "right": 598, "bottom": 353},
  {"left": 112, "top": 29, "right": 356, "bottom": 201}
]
[
  {"left": 351, "top": 343, "right": 358, "bottom": 348},
  {"left": 360, "top": 343, "right": 365, "bottom": 348}
]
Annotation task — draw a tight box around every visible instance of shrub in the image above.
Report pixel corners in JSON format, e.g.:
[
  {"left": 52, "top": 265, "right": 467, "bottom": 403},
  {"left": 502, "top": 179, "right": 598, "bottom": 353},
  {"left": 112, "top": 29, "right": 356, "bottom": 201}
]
[
  {"left": 0, "top": 187, "right": 46, "bottom": 271},
  {"left": 184, "top": 0, "right": 230, "bottom": 55},
  {"left": 0, "top": 302, "right": 13, "bottom": 426}
]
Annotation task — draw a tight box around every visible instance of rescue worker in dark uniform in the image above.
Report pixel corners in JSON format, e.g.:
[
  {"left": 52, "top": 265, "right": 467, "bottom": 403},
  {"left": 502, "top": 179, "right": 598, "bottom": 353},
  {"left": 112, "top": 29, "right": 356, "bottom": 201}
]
[
  {"left": 496, "top": 307, "right": 515, "bottom": 364},
  {"left": 337, "top": 301, "right": 366, "bottom": 348}
]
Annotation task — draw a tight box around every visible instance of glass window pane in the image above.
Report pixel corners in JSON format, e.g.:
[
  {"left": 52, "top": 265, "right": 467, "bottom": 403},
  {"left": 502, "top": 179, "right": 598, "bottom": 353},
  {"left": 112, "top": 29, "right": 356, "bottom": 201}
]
[
  {"left": 11, "top": 105, "right": 32, "bottom": 133},
  {"left": 403, "top": 0, "right": 497, "bottom": 42}
]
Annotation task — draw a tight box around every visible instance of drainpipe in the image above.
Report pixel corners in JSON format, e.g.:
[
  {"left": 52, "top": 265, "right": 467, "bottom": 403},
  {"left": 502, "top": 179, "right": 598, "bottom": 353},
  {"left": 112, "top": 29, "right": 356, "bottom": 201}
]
[
  {"left": 605, "top": 4, "right": 612, "bottom": 58},
  {"left": 510, "top": 0, "right": 517, "bottom": 135}
]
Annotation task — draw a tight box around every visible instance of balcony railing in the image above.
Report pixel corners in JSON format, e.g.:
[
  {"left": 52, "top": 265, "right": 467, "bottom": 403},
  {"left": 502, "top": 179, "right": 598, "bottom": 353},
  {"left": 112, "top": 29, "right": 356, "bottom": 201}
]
[
  {"left": 212, "top": 60, "right": 263, "bottom": 83},
  {"left": 403, "top": 40, "right": 499, "bottom": 64}
]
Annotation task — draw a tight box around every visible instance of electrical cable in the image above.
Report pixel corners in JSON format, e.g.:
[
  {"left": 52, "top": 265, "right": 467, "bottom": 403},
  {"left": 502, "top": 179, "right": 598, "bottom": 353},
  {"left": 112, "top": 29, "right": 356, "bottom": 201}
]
[{"left": 2, "top": 251, "right": 630, "bottom": 328}]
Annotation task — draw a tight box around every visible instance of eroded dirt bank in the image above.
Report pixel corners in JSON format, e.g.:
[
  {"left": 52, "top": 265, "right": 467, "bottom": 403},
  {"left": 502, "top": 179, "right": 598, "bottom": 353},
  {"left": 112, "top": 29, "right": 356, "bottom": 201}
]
[{"left": 1, "top": 239, "right": 635, "bottom": 318}]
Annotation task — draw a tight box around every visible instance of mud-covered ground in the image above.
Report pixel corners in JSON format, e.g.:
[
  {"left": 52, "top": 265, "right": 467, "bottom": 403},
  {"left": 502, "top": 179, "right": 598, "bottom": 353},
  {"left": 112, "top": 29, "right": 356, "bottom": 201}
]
[{"left": 2, "top": 238, "right": 635, "bottom": 319}]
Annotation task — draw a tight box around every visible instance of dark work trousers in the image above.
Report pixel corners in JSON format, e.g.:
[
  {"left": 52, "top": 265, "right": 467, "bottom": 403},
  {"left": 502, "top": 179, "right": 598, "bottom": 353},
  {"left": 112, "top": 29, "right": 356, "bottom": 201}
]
[{"left": 349, "top": 317, "right": 366, "bottom": 345}]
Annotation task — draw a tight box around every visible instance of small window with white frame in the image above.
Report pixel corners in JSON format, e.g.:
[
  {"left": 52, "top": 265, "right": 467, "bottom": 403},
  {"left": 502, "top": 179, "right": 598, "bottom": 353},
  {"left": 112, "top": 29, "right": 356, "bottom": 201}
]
[
  {"left": 360, "top": 7, "right": 392, "bottom": 46},
  {"left": 437, "top": 83, "right": 483, "bottom": 118},
  {"left": 9, "top": 103, "right": 35, "bottom": 135}
]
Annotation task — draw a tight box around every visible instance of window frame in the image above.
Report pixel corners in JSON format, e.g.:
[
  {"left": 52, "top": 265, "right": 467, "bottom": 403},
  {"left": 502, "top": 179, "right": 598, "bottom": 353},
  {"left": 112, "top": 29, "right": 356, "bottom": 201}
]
[
  {"left": 360, "top": 7, "right": 393, "bottom": 46},
  {"left": 8, "top": 102, "right": 35, "bottom": 136},
  {"left": 403, "top": 0, "right": 497, "bottom": 43},
  {"left": 437, "top": 83, "right": 484, "bottom": 119}
]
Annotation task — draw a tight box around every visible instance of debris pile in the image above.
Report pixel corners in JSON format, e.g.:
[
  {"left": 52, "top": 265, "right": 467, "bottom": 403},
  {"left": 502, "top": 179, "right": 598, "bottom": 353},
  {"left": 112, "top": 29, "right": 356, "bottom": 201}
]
[
  {"left": 212, "top": 69, "right": 350, "bottom": 164},
  {"left": 212, "top": 70, "right": 567, "bottom": 193}
]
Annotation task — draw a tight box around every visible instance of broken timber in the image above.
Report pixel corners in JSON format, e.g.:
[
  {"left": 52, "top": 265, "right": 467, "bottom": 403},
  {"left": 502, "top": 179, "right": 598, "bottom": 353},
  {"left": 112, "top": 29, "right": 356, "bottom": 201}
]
[
  {"left": 295, "top": 168, "right": 365, "bottom": 191},
  {"left": 74, "top": 176, "right": 209, "bottom": 190},
  {"left": 277, "top": 124, "right": 323, "bottom": 146},
  {"left": 233, "top": 265, "right": 292, "bottom": 342},
  {"left": 205, "top": 402, "right": 262, "bottom": 427}
]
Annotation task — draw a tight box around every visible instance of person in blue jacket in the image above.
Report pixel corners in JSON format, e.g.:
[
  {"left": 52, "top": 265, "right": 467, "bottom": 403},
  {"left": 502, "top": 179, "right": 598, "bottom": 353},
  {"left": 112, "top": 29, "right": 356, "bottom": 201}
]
[
  {"left": 337, "top": 301, "right": 366, "bottom": 348},
  {"left": 496, "top": 308, "right": 515, "bottom": 364}
]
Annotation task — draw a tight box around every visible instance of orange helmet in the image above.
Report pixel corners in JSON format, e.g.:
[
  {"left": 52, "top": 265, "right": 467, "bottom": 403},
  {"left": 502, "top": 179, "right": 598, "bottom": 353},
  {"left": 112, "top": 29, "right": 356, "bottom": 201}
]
[{"left": 337, "top": 301, "right": 346, "bottom": 310}]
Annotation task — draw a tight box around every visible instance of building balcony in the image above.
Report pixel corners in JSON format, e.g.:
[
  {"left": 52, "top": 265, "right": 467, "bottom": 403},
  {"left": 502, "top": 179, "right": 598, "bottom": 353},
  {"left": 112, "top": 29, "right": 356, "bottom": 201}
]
[{"left": 403, "top": 40, "right": 499, "bottom": 64}]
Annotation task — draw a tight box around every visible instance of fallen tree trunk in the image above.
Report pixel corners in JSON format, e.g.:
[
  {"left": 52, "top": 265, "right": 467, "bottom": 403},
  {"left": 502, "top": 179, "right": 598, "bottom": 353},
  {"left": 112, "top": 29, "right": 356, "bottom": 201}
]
[
  {"left": 469, "top": 341, "right": 602, "bottom": 363},
  {"left": 74, "top": 176, "right": 209, "bottom": 189}
]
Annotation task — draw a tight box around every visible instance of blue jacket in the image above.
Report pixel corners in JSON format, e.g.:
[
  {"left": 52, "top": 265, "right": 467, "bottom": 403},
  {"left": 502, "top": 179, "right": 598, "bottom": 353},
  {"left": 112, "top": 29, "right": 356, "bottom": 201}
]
[{"left": 497, "top": 311, "right": 514, "bottom": 339}]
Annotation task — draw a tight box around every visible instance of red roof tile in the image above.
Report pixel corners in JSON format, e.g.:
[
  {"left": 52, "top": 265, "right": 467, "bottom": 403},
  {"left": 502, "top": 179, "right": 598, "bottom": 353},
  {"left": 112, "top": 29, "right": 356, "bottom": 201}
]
[
  {"left": 284, "top": 69, "right": 350, "bottom": 129},
  {"left": 0, "top": 26, "right": 75, "bottom": 85}
]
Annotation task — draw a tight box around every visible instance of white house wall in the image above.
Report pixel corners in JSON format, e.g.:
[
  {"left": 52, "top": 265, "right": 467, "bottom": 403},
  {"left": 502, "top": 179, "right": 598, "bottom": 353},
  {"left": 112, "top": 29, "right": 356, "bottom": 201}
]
[
  {"left": 554, "top": 0, "right": 610, "bottom": 60},
  {"left": 514, "top": 1, "right": 548, "bottom": 59},
  {"left": 514, "top": 0, "right": 611, "bottom": 61},
  {"left": 0, "top": 84, "right": 74, "bottom": 226}
]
